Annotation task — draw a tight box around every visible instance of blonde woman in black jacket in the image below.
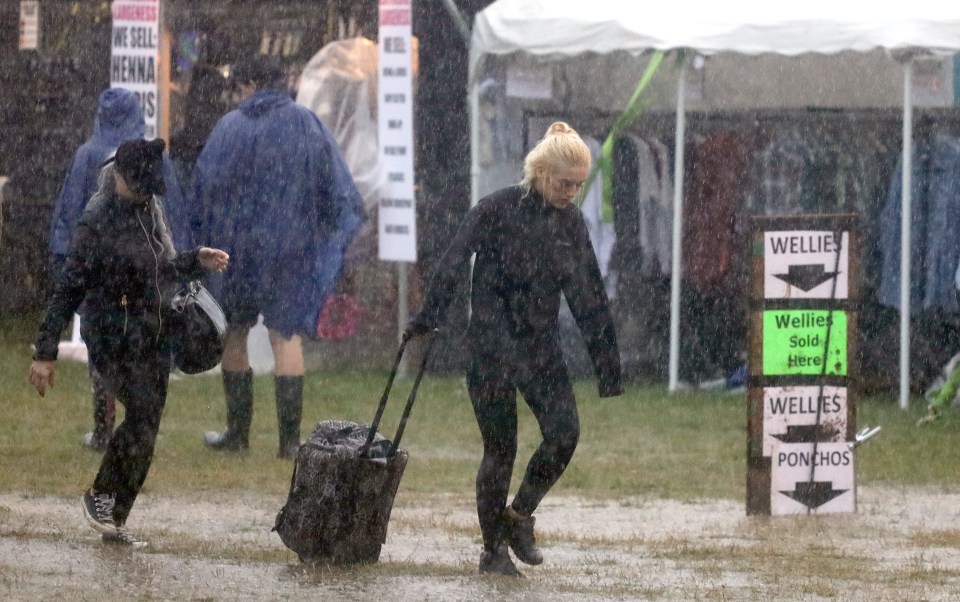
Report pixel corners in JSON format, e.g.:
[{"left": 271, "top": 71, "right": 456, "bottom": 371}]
[
  {"left": 28, "top": 139, "right": 229, "bottom": 547},
  {"left": 406, "top": 122, "right": 623, "bottom": 576}
]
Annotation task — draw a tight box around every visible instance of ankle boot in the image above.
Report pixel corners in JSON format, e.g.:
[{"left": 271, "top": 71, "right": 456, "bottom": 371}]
[
  {"left": 479, "top": 543, "right": 523, "bottom": 577},
  {"left": 275, "top": 375, "right": 303, "bottom": 459},
  {"left": 204, "top": 370, "right": 254, "bottom": 450},
  {"left": 503, "top": 505, "right": 543, "bottom": 565}
]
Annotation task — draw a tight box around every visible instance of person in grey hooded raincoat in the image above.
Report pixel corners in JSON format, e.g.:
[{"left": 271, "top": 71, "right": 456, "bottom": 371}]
[
  {"left": 405, "top": 122, "right": 623, "bottom": 577},
  {"left": 193, "top": 55, "right": 364, "bottom": 459},
  {"left": 48, "top": 87, "right": 192, "bottom": 451}
]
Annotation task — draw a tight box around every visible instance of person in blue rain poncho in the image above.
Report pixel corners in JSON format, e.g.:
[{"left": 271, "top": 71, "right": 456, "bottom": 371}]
[
  {"left": 48, "top": 87, "right": 192, "bottom": 452},
  {"left": 194, "top": 55, "right": 364, "bottom": 459}
]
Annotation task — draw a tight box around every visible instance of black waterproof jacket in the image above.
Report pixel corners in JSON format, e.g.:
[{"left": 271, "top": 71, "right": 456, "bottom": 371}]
[
  {"left": 413, "top": 185, "right": 623, "bottom": 397},
  {"left": 34, "top": 185, "right": 203, "bottom": 363}
]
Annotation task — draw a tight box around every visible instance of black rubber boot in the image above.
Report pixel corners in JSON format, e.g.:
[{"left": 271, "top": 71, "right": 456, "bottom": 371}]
[
  {"left": 275, "top": 375, "right": 303, "bottom": 459},
  {"left": 204, "top": 369, "right": 253, "bottom": 450},
  {"left": 503, "top": 505, "right": 544, "bottom": 565},
  {"left": 479, "top": 543, "right": 523, "bottom": 577}
]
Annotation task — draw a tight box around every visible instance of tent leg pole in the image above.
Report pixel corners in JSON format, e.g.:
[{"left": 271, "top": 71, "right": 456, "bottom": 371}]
[
  {"left": 900, "top": 60, "right": 913, "bottom": 410},
  {"left": 470, "top": 81, "right": 480, "bottom": 209},
  {"left": 668, "top": 63, "right": 687, "bottom": 393},
  {"left": 397, "top": 261, "right": 409, "bottom": 377},
  {"left": 440, "top": 0, "right": 471, "bottom": 44},
  {"left": 468, "top": 79, "right": 480, "bottom": 319}
]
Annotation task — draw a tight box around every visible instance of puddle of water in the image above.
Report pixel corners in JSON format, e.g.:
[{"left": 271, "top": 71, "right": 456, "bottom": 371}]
[{"left": 1, "top": 488, "right": 959, "bottom": 600}]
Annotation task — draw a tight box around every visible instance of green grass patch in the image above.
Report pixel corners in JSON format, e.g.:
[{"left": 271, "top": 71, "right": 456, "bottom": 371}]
[{"left": 2, "top": 315, "right": 959, "bottom": 501}]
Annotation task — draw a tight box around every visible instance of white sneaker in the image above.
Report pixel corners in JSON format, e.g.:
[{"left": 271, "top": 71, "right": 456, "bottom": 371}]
[{"left": 103, "top": 527, "right": 148, "bottom": 548}]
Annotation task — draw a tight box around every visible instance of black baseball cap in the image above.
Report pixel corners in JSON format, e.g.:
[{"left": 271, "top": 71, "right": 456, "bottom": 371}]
[
  {"left": 231, "top": 54, "right": 285, "bottom": 89},
  {"left": 114, "top": 138, "right": 166, "bottom": 196}
]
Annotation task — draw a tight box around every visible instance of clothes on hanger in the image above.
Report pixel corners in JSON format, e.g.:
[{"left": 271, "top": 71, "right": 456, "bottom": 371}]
[
  {"left": 580, "top": 135, "right": 617, "bottom": 299},
  {"left": 645, "top": 136, "right": 674, "bottom": 276},
  {"left": 880, "top": 133, "right": 960, "bottom": 313},
  {"left": 684, "top": 130, "right": 750, "bottom": 295},
  {"left": 610, "top": 134, "right": 672, "bottom": 281}
]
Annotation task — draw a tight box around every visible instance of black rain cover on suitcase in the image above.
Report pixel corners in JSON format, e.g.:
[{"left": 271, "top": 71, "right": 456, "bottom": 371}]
[
  {"left": 273, "top": 420, "right": 408, "bottom": 564},
  {"left": 273, "top": 335, "right": 434, "bottom": 564}
]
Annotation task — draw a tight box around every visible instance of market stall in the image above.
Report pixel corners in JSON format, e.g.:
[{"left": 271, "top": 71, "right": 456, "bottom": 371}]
[{"left": 469, "top": 0, "right": 960, "bottom": 407}]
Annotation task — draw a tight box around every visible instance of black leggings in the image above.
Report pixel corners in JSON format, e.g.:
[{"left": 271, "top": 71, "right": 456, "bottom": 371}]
[
  {"left": 467, "top": 349, "right": 580, "bottom": 550},
  {"left": 90, "top": 334, "right": 170, "bottom": 526}
]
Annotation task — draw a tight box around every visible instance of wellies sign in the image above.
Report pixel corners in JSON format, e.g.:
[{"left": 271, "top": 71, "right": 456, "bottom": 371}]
[
  {"left": 763, "top": 231, "right": 849, "bottom": 299},
  {"left": 762, "top": 310, "right": 847, "bottom": 375},
  {"left": 747, "top": 215, "right": 858, "bottom": 517}
]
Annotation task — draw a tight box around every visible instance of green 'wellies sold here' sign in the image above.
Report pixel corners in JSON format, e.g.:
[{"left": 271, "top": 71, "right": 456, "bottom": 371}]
[{"left": 762, "top": 310, "right": 847, "bottom": 376}]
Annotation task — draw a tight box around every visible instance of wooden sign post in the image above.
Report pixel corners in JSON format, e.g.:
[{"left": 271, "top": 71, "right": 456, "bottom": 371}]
[{"left": 747, "top": 215, "right": 858, "bottom": 516}]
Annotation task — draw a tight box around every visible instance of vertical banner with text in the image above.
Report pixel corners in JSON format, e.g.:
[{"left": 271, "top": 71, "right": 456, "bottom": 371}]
[
  {"left": 377, "top": 0, "right": 416, "bottom": 262},
  {"left": 19, "top": 1, "right": 39, "bottom": 50},
  {"left": 111, "top": 0, "right": 160, "bottom": 139}
]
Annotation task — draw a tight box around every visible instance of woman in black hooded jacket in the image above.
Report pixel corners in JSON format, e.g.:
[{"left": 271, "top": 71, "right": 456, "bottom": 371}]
[
  {"left": 28, "top": 138, "right": 229, "bottom": 547},
  {"left": 406, "top": 122, "right": 622, "bottom": 576}
]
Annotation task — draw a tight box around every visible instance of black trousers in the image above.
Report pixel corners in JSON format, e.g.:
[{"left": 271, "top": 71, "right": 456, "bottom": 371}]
[
  {"left": 467, "top": 344, "right": 580, "bottom": 550},
  {"left": 89, "top": 330, "right": 170, "bottom": 526}
]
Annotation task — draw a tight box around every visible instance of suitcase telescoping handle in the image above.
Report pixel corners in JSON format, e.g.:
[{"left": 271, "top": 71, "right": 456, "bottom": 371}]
[{"left": 360, "top": 331, "right": 436, "bottom": 458}]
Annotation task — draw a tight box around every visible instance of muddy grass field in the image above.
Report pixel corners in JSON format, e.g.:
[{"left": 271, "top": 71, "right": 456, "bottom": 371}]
[{"left": 2, "top": 485, "right": 960, "bottom": 601}]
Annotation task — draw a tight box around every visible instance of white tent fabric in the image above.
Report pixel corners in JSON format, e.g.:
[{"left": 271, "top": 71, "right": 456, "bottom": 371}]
[
  {"left": 471, "top": 0, "right": 960, "bottom": 68},
  {"left": 469, "top": 0, "right": 960, "bottom": 408}
]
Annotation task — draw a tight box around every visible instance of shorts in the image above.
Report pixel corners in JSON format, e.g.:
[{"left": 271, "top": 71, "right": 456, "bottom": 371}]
[{"left": 220, "top": 265, "right": 318, "bottom": 339}]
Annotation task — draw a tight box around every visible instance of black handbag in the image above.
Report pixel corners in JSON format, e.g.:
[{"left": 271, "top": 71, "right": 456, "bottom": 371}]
[{"left": 169, "top": 280, "right": 226, "bottom": 374}]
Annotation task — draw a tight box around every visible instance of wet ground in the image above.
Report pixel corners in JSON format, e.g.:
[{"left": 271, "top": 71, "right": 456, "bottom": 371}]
[{"left": 2, "top": 487, "right": 960, "bottom": 600}]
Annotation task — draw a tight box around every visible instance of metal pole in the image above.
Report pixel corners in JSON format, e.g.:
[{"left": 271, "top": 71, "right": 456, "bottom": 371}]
[
  {"left": 397, "top": 261, "right": 409, "bottom": 376},
  {"left": 470, "top": 80, "right": 480, "bottom": 209},
  {"left": 668, "top": 62, "right": 687, "bottom": 392},
  {"left": 440, "top": 0, "right": 471, "bottom": 45},
  {"left": 467, "top": 76, "right": 480, "bottom": 317},
  {"left": 899, "top": 60, "right": 913, "bottom": 410},
  {"left": 0, "top": 176, "right": 6, "bottom": 249}
]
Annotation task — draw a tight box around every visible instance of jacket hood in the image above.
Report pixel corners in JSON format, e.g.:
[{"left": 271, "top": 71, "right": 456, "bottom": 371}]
[
  {"left": 92, "top": 88, "right": 146, "bottom": 148},
  {"left": 239, "top": 88, "right": 292, "bottom": 118}
]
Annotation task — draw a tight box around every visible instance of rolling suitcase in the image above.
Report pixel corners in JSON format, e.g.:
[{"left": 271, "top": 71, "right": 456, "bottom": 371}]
[{"left": 273, "top": 334, "right": 433, "bottom": 564}]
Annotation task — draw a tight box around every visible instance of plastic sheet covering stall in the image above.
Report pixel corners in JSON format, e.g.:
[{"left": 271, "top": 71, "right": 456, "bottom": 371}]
[
  {"left": 294, "top": 37, "right": 403, "bottom": 372},
  {"left": 297, "top": 37, "right": 385, "bottom": 217}
]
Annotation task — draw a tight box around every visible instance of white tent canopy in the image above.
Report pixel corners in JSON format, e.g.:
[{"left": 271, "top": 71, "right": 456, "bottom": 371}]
[
  {"left": 471, "top": 1, "right": 960, "bottom": 65},
  {"left": 469, "top": 0, "right": 960, "bottom": 408}
]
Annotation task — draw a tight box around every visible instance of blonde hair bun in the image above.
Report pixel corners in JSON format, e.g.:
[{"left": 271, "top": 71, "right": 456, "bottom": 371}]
[
  {"left": 546, "top": 121, "right": 576, "bottom": 136},
  {"left": 519, "top": 121, "right": 591, "bottom": 191}
]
